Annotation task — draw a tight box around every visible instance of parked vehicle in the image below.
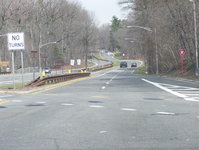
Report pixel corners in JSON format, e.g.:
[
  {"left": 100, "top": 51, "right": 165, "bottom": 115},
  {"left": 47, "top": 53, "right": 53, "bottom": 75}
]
[{"left": 43, "top": 67, "right": 51, "bottom": 74}]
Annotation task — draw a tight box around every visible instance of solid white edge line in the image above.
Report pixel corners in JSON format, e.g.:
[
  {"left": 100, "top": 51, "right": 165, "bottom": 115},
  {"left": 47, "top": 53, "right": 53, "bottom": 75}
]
[
  {"left": 184, "top": 98, "right": 199, "bottom": 102},
  {"left": 142, "top": 79, "right": 188, "bottom": 98}
]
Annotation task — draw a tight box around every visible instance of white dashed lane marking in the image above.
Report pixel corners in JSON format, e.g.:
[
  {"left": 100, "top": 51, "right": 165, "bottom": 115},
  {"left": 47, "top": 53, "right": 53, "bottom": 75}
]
[
  {"left": 121, "top": 108, "right": 137, "bottom": 111},
  {"left": 101, "top": 86, "right": 106, "bottom": 90},
  {"left": 89, "top": 105, "right": 104, "bottom": 108},
  {"left": 101, "top": 70, "right": 123, "bottom": 90},
  {"left": 36, "top": 101, "right": 46, "bottom": 104},
  {"left": 61, "top": 103, "right": 74, "bottom": 106},
  {"left": 100, "top": 131, "right": 108, "bottom": 134}
]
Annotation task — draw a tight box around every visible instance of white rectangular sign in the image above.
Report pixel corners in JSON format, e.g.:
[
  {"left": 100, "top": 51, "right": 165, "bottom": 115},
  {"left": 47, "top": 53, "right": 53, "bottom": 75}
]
[
  {"left": 77, "top": 59, "right": 81, "bottom": 65},
  {"left": 70, "top": 59, "right": 75, "bottom": 66},
  {"left": 8, "top": 32, "right": 25, "bottom": 50}
]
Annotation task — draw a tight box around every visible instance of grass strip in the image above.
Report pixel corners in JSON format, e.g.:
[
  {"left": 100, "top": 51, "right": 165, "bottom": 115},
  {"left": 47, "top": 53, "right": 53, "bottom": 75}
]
[
  {"left": 0, "top": 83, "right": 25, "bottom": 89},
  {"left": 134, "top": 65, "right": 147, "bottom": 75}
]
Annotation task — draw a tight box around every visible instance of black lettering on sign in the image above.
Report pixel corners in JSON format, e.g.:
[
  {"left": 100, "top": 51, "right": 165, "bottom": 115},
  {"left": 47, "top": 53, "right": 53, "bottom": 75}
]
[{"left": 12, "top": 35, "right": 20, "bottom": 41}]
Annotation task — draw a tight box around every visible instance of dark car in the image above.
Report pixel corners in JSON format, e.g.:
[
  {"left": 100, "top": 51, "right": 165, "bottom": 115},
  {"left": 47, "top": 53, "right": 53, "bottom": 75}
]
[
  {"left": 43, "top": 67, "right": 51, "bottom": 74},
  {"left": 120, "top": 61, "right": 128, "bottom": 68},
  {"left": 131, "top": 62, "right": 137, "bottom": 68}
]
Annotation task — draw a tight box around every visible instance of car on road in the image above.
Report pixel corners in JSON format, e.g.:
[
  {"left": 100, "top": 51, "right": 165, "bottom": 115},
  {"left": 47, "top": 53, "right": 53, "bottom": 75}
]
[
  {"left": 43, "top": 67, "right": 51, "bottom": 74},
  {"left": 120, "top": 61, "right": 128, "bottom": 68},
  {"left": 131, "top": 62, "right": 137, "bottom": 68}
]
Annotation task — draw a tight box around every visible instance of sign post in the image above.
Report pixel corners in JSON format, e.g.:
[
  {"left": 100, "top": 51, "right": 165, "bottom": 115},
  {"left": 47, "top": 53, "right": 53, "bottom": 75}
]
[
  {"left": 21, "top": 50, "right": 24, "bottom": 88},
  {"left": 70, "top": 59, "right": 75, "bottom": 73},
  {"left": 31, "top": 51, "right": 38, "bottom": 80},
  {"left": 8, "top": 33, "right": 25, "bottom": 89},
  {"left": 11, "top": 51, "right": 15, "bottom": 89},
  {"left": 178, "top": 49, "right": 186, "bottom": 74}
]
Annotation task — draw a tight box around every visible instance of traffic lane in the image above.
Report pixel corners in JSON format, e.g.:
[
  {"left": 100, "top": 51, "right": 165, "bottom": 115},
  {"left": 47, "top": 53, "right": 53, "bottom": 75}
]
[
  {"left": 100, "top": 51, "right": 142, "bottom": 67},
  {"left": 0, "top": 68, "right": 119, "bottom": 120},
  {"left": 0, "top": 69, "right": 136, "bottom": 150},
  {"left": 4, "top": 69, "right": 199, "bottom": 116},
  {"left": 100, "top": 51, "right": 117, "bottom": 62},
  {"left": 1, "top": 69, "right": 199, "bottom": 149},
  {"left": 27, "top": 69, "right": 199, "bottom": 148},
  {"left": 95, "top": 70, "right": 199, "bottom": 148},
  {"left": 35, "top": 68, "right": 199, "bottom": 149},
  {"left": 0, "top": 67, "right": 117, "bottom": 109},
  {"left": 0, "top": 102, "right": 93, "bottom": 150},
  {"left": 0, "top": 99, "right": 142, "bottom": 150}
]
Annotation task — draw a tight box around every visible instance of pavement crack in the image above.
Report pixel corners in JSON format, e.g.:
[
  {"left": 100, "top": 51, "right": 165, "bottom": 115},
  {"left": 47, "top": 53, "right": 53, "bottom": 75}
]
[{"left": 53, "top": 138, "right": 60, "bottom": 150}]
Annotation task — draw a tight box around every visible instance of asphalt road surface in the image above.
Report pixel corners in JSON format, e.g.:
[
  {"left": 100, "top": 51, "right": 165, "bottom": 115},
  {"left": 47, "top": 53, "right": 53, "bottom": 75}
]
[{"left": 1, "top": 66, "right": 199, "bottom": 149}]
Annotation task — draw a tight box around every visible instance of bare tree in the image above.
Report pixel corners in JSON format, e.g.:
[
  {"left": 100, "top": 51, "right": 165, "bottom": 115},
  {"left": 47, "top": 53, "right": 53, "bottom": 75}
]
[
  {"left": 0, "top": 0, "right": 99, "bottom": 70},
  {"left": 118, "top": 0, "right": 198, "bottom": 74}
]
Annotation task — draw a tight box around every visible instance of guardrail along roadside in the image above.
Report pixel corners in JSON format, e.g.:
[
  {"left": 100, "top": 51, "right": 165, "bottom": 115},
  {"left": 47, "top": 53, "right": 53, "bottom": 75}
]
[
  {"left": 26, "top": 72, "right": 90, "bottom": 87},
  {"left": 26, "top": 53, "right": 113, "bottom": 87},
  {"left": 0, "top": 72, "right": 11, "bottom": 75},
  {"left": 26, "top": 63, "right": 113, "bottom": 87},
  {"left": 89, "top": 63, "right": 113, "bottom": 72}
]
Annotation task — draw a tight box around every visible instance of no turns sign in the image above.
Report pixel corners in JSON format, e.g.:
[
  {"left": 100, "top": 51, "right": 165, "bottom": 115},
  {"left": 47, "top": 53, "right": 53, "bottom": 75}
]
[{"left": 8, "top": 33, "right": 25, "bottom": 50}]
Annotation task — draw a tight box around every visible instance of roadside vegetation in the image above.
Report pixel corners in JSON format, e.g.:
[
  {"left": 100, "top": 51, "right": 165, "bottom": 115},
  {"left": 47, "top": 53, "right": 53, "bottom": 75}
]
[
  {"left": 0, "top": 83, "right": 24, "bottom": 89},
  {"left": 0, "top": 0, "right": 98, "bottom": 70},
  {"left": 112, "top": 61, "right": 120, "bottom": 67},
  {"left": 134, "top": 65, "right": 147, "bottom": 75},
  {"left": 92, "top": 52, "right": 103, "bottom": 60},
  {"left": 98, "top": 1, "right": 199, "bottom": 77}
]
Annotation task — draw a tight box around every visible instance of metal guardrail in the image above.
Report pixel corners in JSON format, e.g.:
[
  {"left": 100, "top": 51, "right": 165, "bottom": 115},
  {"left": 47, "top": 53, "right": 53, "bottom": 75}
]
[
  {"left": 89, "top": 63, "right": 113, "bottom": 72},
  {"left": 0, "top": 72, "right": 11, "bottom": 75},
  {"left": 26, "top": 63, "right": 113, "bottom": 87},
  {"left": 26, "top": 53, "right": 113, "bottom": 87},
  {"left": 26, "top": 72, "right": 90, "bottom": 87}
]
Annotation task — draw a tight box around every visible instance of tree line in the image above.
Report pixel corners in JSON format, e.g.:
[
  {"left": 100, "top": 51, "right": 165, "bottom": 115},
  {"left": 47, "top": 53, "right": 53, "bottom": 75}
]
[
  {"left": 99, "top": 0, "right": 199, "bottom": 75},
  {"left": 0, "top": 0, "right": 98, "bottom": 69}
]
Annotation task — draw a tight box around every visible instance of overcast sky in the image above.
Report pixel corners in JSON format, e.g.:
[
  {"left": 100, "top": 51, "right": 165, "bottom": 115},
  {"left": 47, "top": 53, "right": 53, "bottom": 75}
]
[{"left": 74, "top": 0, "right": 125, "bottom": 26}]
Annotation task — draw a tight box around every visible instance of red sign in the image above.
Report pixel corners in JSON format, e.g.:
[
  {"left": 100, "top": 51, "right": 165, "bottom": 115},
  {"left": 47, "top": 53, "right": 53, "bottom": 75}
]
[
  {"left": 178, "top": 49, "right": 186, "bottom": 56},
  {"left": 178, "top": 49, "right": 187, "bottom": 74}
]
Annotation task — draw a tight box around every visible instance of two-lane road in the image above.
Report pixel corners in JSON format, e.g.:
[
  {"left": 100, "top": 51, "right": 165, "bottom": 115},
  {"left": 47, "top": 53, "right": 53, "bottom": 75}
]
[{"left": 1, "top": 68, "right": 199, "bottom": 149}]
